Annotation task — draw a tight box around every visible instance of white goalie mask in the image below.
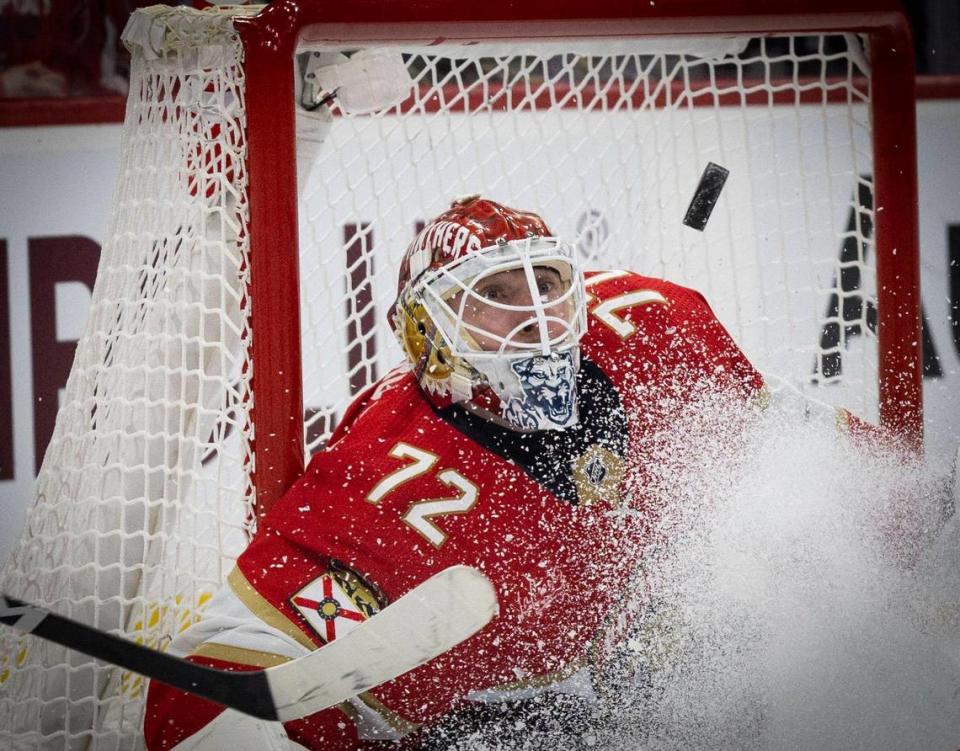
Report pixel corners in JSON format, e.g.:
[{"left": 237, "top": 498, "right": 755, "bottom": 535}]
[{"left": 392, "top": 197, "right": 588, "bottom": 431}]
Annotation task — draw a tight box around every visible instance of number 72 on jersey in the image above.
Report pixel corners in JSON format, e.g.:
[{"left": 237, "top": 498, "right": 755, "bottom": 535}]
[{"left": 365, "top": 442, "right": 478, "bottom": 549}]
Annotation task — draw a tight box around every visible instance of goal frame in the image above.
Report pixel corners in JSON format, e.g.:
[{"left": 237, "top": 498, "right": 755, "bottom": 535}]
[{"left": 233, "top": 0, "right": 922, "bottom": 516}]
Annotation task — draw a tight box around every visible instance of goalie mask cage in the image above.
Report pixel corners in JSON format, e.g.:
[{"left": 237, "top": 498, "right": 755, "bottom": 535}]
[{"left": 1, "top": 1, "right": 920, "bottom": 747}]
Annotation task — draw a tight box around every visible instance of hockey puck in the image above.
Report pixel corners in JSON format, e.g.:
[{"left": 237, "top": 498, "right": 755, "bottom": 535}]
[{"left": 683, "top": 162, "right": 729, "bottom": 231}]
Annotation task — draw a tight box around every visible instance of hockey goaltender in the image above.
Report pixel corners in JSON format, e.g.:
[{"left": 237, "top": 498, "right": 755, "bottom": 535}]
[{"left": 144, "top": 195, "right": 775, "bottom": 749}]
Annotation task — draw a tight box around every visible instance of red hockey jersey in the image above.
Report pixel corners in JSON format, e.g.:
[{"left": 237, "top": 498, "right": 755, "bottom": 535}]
[{"left": 144, "top": 271, "right": 764, "bottom": 749}]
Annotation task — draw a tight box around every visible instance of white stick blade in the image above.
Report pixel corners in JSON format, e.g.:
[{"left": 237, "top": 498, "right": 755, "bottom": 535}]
[{"left": 266, "top": 565, "right": 498, "bottom": 721}]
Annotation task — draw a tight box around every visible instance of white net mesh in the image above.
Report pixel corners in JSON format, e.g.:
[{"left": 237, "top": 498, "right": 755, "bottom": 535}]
[
  {"left": 1, "top": 7, "right": 254, "bottom": 749},
  {"left": 0, "top": 6, "right": 882, "bottom": 748}
]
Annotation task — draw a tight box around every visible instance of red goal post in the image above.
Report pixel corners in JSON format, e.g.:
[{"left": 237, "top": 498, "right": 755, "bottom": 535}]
[{"left": 0, "top": 1, "right": 921, "bottom": 746}]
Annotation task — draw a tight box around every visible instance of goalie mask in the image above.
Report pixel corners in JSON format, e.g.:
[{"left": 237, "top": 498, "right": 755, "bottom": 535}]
[{"left": 392, "top": 196, "right": 587, "bottom": 431}]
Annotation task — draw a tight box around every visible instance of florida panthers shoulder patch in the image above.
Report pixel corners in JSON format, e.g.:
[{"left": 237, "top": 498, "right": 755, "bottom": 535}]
[{"left": 290, "top": 564, "right": 385, "bottom": 644}]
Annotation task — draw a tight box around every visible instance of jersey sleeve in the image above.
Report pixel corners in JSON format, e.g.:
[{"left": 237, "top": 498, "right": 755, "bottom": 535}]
[
  {"left": 581, "top": 270, "right": 765, "bottom": 400},
  {"left": 682, "top": 286, "right": 766, "bottom": 396}
]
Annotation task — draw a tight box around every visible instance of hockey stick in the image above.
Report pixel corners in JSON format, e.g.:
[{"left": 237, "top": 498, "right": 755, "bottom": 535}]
[{"left": 0, "top": 565, "right": 497, "bottom": 722}]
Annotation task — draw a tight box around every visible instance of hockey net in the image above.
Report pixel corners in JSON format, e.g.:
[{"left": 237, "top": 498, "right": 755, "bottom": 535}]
[{"left": 0, "top": 3, "right": 919, "bottom": 748}]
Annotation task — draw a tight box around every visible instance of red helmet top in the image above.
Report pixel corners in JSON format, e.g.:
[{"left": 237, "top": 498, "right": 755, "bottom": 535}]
[{"left": 395, "top": 195, "right": 553, "bottom": 300}]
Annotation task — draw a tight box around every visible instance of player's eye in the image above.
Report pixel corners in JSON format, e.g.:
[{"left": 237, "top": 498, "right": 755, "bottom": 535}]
[
  {"left": 535, "top": 274, "right": 564, "bottom": 301},
  {"left": 477, "top": 284, "right": 505, "bottom": 301}
]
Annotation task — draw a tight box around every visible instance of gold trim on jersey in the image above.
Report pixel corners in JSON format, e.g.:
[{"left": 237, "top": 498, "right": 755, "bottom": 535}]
[
  {"left": 479, "top": 656, "right": 588, "bottom": 695},
  {"left": 332, "top": 691, "right": 421, "bottom": 741},
  {"left": 227, "top": 566, "right": 317, "bottom": 651},
  {"left": 356, "top": 691, "right": 422, "bottom": 734},
  {"left": 572, "top": 444, "right": 624, "bottom": 506},
  {"left": 334, "top": 700, "right": 363, "bottom": 726},
  {"left": 192, "top": 641, "right": 292, "bottom": 669}
]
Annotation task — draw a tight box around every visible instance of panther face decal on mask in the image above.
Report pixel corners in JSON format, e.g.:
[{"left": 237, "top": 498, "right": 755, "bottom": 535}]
[{"left": 502, "top": 351, "right": 578, "bottom": 430}]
